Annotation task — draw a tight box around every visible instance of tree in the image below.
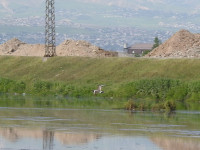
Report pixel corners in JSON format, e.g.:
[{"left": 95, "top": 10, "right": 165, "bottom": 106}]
[{"left": 152, "top": 37, "right": 162, "bottom": 50}]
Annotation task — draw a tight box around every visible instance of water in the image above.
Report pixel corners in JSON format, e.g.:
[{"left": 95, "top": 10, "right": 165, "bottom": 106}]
[{"left": 0, "top": 108, "right": 199, "bottom": 150}]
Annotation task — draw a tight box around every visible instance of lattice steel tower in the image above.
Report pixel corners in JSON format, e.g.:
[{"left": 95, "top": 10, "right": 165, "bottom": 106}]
[{"left": 45, "top": 0, "right": 56, "bottom": 57}]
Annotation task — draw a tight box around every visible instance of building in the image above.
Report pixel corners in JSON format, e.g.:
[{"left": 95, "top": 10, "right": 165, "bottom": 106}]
[{"left": 124, "top": 43, "right": 153, "bottom": 56}]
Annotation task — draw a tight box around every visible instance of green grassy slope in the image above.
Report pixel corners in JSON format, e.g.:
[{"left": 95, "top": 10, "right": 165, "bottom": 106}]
[
  {"left": 0, "top": 56, "right": 200, "bottom": 110},
  {"left": 0, "top": 56, "right": 200, "bottom": 83}
]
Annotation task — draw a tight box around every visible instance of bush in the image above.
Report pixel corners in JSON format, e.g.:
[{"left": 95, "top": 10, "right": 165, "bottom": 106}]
[
  {"left": 124, "top": 100, "right": 137, "bottom": 110},
  {"left": 13, "top": 81, "right": 26, "bottom": 93},
  {"left": 0, "top": 78, "right": 26, "bottom": 93},
  {"left": 164, "top": 101, "right": 176, "bottom": 112},
  {"left": 118, "top": 78, "right": 181, "bottom": 100},
  {"left": 142, "top": 50, "right": 151, "bottom": 56},
  {"left": 32, "top": 81, "right": 54, "bottom": 95},
  {"left": 152, "top": 103, "right": 164, "bottom": 112}
]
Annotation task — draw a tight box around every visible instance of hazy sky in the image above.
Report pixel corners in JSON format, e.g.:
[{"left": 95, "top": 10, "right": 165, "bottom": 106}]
[
  {"left": 77, "top": 0, "right": 163, "bottom": 7},
  {"left": 0, "top": 0, "right": 200, "bottom": 15}
]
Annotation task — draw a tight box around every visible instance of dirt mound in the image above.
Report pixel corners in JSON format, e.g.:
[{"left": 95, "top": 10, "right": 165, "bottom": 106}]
[
  {"left": 0, "top": 39, "right": 118, "bottom": 57},
  {"left": 13, "top": 44, "right": 45, "bottom": 56},
  {"left": 57, "top": 40, "right": 118, "bottom": 57},
  {"left": 0, "top": 38, "right": 45, "bottom": 56},
  {"left": 146, "top": 29, "right": 200, "bottom": 58},
  {"left": 0, "top": 38, "right": 26, "bottom": 54}
]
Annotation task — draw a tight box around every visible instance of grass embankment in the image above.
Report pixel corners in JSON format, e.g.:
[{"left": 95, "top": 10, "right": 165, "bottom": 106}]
[{"left": 0, "top": 56, "right": 200, "bottom": 110}]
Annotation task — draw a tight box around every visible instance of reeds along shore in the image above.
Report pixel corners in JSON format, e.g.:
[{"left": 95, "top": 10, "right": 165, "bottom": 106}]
[
  {"left": 0, "top": 77, "right": 200, "bottom": 110},
  {"left": 0, "top": 56, "right": 200, "bottom": 110}
]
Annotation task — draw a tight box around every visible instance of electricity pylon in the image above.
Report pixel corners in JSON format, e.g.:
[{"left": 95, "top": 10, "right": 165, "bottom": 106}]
[{"left": 45, "top": 0, "right": 56, "bottom": 57}]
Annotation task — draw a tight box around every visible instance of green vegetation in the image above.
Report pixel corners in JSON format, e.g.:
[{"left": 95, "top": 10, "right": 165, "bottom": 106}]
[
  {"left": 0, "top": 56, "right": 200, "bottom": 111},
  {"left": 152, "top": 37, "right": 162, "bottom": 50},
  {"left": 142, "top": 50, "right": 151, "bottom": 56}
]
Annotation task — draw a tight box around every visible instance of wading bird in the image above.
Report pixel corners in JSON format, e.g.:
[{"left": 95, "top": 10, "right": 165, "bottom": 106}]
[{"left": 93, "top": 85, "right": 104, "bottom": 95}]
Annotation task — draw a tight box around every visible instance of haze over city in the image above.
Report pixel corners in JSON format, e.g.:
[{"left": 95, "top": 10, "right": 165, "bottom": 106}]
[{"left": 0, "top": 0, "right": 200, "bottom": 50}]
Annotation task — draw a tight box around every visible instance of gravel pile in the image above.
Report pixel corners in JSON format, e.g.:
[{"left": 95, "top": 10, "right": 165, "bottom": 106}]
[
  {"left": 146, "top": 29, "right": 200, "bottom": 58},
  {"left": 57, "top": 40, "right": 118, "bottom": 57},
  {"left": 0, "top": 39, "right": 118, "bottom": 57},
  {"left": 0, "top": 38, "right": 45, "bottom": 56}
]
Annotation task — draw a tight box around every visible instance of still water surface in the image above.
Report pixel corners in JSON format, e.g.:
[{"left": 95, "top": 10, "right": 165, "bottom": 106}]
[{"left": 0, "top": 107, "right": 199, "bottom": 150}]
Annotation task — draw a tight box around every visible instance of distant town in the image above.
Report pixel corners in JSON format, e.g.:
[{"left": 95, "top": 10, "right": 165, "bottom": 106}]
[
  {"left": 0, "top": 17, "right": 172, "bottom": 51},
  {"left": 0, "top": 3, "right": 199, "bottom": 51}
]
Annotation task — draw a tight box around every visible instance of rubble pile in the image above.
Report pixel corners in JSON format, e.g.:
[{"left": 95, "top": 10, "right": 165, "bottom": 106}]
[
  {"left": 57, "top": 40, "right": 118, "bottom": 57},
  {"left": 0, "top": 38, "right": 45, "bottom": 56},
  {"left": 0, "top": 39, "right": 118, "bottom": 57},
  {"left": 146, "top": 29, "right": 200, "bottom": 58}
]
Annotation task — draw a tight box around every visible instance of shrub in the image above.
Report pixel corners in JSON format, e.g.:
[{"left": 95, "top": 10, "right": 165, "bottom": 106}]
[
  {"left": 164, "top": 101, "right": 176, "bottom": 112},
  {"left": 119, "top": 78, "right": 181, "bottom": 100},
  {"left": 138, "top": 103, "right": 145, "bottom": 111},
  {"left": 152, "top": 103, "right": 164, "bottom": 112},
  {"left": 124, "top": 100, "right": 137, "bottom": 110}
]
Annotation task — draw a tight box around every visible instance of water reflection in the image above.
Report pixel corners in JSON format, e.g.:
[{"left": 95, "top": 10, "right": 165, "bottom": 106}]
[
  {"left": 43, "top": 130, "right": 54, "bottom": 150},
  {"left": 0, "top": 127, "right": 199, "bottom": 150},
  {"left": 0, "top": 108, "right": 199, "bottom": 150},
  {"left": 0, "top": 127, "right": 101, "bottom": 150},
  {"left": 151, "top": 136, "right": 200, "bottom": 150},
  {"left": 1, "top": 128, "right": 19, "bottom": 142}
]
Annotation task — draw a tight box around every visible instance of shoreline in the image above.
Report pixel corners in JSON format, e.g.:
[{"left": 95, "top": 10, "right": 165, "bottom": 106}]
[{"left": 0, "top": 56, "right": 200, "bottom": 111}]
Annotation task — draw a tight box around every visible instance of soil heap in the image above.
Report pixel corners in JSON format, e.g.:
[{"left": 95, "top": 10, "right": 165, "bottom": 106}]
[
  {"left": 0, "top": 38, "right": 25, "bottom": 54},
  {"left": 146, "top": 29, "right": 200, "bottom": 58},
  {"left": 0, "top": 39, "right": 118, "bottom": 57},
  {"left": 0, "top": 38, "right": 45, "bottom": 56},
  {"left": 56, "top": 40, "right": 118, "bottom": 57}
]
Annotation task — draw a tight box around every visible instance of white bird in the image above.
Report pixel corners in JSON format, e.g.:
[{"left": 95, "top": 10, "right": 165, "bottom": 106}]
[{"left": 93, "top": 85, "right": 104, "bottom": 95}]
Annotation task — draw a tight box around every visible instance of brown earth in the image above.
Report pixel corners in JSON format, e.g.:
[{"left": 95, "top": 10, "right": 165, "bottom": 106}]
[
  {"left": 146, "top": 29, "right": 200, "bottom": 58},
  {"left": 0, "top": 38, "right": 45, "bottom": 56},
  {"left": 57, "top": 40, "right": 118, "bottom": 57},
  {"left": 0, "top": 38, "right": 118, "bottom": 57}
]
